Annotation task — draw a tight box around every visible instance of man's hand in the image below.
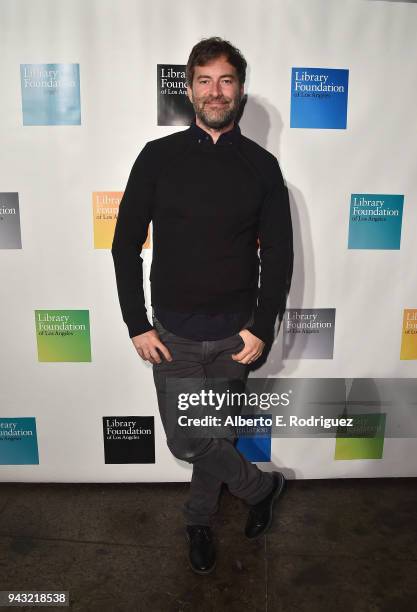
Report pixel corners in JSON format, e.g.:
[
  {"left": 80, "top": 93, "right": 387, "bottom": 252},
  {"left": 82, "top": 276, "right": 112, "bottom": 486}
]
[
  {"left": 231, "top": 329, "right": 265, "bottom": 364},
  {"left": 131, "top": 329, "right": 173, "bottom": 364}
]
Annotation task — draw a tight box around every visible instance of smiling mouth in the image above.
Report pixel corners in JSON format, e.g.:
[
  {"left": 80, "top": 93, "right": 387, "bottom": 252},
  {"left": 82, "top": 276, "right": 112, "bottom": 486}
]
[{"left": 206, "top": 101, "right": 228, "bottom": 106}]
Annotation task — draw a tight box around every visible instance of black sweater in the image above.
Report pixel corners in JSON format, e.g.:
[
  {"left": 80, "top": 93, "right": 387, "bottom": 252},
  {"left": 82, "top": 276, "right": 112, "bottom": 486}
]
[
  {"left": 111, "top": 124, "right": 293, "bottom": 344},
  {"left": 153, "top": 120, "right": 253, "bottom": 342}
]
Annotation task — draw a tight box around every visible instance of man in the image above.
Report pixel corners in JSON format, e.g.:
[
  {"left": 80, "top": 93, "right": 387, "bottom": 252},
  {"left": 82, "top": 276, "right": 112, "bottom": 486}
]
[{"left": 111, "top": 37, "right": 293, "bottom": 574}]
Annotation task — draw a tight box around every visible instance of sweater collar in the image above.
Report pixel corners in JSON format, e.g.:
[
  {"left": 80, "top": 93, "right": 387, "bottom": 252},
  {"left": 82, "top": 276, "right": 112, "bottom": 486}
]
[{"left": 188, "top": 117, "right": 241, "bottom": 146}]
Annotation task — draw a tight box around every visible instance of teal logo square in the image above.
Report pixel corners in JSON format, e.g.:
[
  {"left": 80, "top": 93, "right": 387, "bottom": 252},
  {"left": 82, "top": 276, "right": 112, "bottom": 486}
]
[{"left": 348, "top": 194, "right": 404, "bottom": 249}]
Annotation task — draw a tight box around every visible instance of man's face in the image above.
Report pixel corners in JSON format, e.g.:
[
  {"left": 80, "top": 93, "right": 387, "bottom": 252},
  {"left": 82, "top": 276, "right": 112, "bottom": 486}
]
[{"left": 187, "top": 55, "right": 244, "bottom": 130}]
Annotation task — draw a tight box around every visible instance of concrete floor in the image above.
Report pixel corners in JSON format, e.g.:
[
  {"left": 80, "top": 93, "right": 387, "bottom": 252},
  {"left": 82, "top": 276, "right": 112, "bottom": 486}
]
[{"left": 0, "top": 478, "right": 416, "bottom": 611}]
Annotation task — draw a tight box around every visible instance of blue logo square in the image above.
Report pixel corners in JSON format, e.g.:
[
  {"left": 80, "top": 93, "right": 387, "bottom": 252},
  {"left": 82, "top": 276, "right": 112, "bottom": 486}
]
[
  {"left": 236, "top": 436, "right": 271, "bottom": 462},
  {"left": 290, "top": 67, "right": 349, "bottom": 129},
  {"left": 348, "top": 194, "right": 404, "bottom": 249},
  {"left": 20, "top": 63, "right": 81, "bottom": 125}
]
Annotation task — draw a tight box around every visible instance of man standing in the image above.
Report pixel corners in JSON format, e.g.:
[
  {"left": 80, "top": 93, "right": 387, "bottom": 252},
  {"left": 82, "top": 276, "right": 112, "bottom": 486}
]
[{"left": 111, "top": 37, "right": 293, "bottom": 574}]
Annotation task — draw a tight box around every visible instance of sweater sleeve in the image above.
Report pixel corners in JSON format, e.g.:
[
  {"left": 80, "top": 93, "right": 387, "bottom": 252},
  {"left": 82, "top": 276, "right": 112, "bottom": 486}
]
[
  {"left": 111, "top": 143, "right": 155, "bottom": 338},
  {"left": 245, "top": 158, "right": 293, "bottom": 344}
]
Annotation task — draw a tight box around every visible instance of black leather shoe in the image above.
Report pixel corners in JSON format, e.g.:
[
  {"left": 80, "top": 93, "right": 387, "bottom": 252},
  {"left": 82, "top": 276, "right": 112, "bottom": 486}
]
[
  {"left": 185, "top": 525, "right": 216, "bottom": 574},
  {"left": 245, "top": 471, "right": 286, "bottom": 539}
]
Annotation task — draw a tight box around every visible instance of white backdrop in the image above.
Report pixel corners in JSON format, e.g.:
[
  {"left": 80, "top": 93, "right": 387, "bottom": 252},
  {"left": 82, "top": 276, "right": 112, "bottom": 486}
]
[{"left": 1, "top": 0, "right": 416, "bottom": 481}]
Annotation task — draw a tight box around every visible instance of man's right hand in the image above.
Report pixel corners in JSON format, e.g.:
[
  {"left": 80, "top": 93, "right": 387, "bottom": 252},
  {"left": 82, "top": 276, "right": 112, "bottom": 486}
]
[{"left": 131, "top": 329, "right": 173, "bottom": 364}]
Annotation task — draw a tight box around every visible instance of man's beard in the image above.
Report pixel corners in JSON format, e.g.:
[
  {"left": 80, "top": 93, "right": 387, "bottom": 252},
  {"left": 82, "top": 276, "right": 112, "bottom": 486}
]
[{"left": 192, "top": 93, "right": 242, "bottom": 130}]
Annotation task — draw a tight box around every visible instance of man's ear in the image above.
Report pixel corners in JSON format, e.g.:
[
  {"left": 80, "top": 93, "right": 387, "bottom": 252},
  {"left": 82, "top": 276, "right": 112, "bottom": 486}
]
[{"left": 186, "top": 85, "right": 193, "bottom": 104}]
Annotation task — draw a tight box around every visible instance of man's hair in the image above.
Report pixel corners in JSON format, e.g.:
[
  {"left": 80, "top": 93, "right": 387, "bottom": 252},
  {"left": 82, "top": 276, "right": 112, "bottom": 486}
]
[{"left": 186, "top": 36, "right": 247, "bottom": 87}]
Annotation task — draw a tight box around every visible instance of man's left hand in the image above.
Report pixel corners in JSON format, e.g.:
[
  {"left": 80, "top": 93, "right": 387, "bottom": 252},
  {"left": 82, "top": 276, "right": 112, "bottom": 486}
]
[{"left": 231, "top": 330, "right": 265, "bottom": 364}]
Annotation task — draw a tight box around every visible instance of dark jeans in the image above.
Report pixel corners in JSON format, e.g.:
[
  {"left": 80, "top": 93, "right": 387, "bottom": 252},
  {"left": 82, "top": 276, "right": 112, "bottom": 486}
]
[{"left": 152, "top": 311, "right": 274, "bottom": 526}]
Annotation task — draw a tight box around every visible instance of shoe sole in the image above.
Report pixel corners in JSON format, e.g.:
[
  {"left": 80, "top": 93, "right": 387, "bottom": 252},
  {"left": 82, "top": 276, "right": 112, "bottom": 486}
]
[{"left": 245, "top": 471, "right": 286, "bottom": 540}]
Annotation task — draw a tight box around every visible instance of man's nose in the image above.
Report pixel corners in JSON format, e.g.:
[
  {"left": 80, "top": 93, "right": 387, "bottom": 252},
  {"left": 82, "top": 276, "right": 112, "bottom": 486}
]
[{"left": 210, "top": 81, "right": 222, "bottom": 97}]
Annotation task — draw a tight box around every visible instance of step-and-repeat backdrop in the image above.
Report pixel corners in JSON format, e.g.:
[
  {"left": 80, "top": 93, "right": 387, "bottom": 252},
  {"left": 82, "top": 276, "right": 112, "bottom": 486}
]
[{"left": 1, "top": 0, "right": 416, "bottom": 481}]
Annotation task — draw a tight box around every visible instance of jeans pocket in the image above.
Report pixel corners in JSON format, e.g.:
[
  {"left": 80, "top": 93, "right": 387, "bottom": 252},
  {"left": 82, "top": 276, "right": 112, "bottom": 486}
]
[
  {"left": 233, "top": 333, "right": 245, "bottom": 349},
  {"left": 153, "top": 316, "right": 168, "bottom": 338}
]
